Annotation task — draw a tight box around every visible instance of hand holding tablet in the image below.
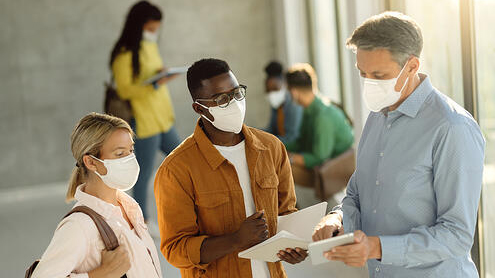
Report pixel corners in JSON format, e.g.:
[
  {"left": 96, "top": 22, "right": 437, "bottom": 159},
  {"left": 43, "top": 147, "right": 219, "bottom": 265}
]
[{"left": 308, "top": 233, "right": 355, "bottom": 265}]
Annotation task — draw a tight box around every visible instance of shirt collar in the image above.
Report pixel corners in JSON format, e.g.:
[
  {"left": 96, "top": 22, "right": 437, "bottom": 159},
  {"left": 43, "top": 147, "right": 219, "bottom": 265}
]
[
  {"left": 74, "top": 184, "right": 143, "bottom": 224},
  {"left": 193, "top": 119, "right": 268, "bottom": 170},
  {"left": 395, "top": 74, "right": 433, "bottom": 118}
]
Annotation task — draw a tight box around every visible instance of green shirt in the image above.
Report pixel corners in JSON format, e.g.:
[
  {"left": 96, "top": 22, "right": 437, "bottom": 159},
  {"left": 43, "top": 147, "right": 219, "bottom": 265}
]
[{"left": 285, "top": 95, "right": 354, "bottom": 168}]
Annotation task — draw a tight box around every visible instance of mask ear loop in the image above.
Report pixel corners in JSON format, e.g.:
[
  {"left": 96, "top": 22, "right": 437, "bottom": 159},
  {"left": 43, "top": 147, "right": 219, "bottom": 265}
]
[
  {"left": 89, "top": 155, "right": 107, "bottom": 177},
  {"left": 89, "top": 155, "right": 104, "bottom": 163},
  {"left": 194, "top": 101, "right": 215, "bottom": 123},
  {"left": 395, "top": 58, "right": 412, "bottom": 93}
]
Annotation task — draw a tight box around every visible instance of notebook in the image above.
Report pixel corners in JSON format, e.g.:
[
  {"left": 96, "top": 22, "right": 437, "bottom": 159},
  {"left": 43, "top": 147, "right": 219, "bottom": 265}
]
[{"left": 238, "top": 202, "right": 327, "bottom": 262}]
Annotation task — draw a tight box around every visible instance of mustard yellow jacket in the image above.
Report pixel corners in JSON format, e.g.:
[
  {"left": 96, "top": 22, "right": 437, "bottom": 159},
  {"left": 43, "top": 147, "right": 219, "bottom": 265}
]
[
  {"left": 112, "top": 40, "right": 175, "bottom": 139},
  {"left": 155, "top": 121, "right": 297, "bottom": 278}
]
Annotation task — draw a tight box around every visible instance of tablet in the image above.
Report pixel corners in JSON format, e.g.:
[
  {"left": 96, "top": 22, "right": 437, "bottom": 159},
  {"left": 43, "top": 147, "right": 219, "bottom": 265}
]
[{"left": 308, "top": 233, "right": 355, "bottom": 265}]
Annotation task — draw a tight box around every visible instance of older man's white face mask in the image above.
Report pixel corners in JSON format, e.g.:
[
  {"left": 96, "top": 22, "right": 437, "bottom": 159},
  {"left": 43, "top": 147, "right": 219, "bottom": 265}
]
[{"left": 361, "top": 60, "right": 410, "bottom": 112}]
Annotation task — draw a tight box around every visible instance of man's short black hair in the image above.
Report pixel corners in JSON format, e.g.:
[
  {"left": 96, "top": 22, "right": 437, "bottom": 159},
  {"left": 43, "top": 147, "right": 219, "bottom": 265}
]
[
  {"left": 187, "top": 58, "right": 231, "bottom": 100},
  {"left": 264, "top": 61, "right": 283, "bottom": 79}
]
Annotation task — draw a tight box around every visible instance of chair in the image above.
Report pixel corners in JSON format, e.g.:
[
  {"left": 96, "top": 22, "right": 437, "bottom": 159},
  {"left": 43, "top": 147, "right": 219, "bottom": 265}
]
[{"left": 313, "top": 148, "right": 356, "bottom": 201}]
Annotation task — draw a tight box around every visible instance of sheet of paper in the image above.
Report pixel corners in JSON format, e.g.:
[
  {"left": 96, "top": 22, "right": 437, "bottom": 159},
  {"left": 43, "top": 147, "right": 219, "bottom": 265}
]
[{"left": 277, "top": 202, "right": 328, "bottom": 241}]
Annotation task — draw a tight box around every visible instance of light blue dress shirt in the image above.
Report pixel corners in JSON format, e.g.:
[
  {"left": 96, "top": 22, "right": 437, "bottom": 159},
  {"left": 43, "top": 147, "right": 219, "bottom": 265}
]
[{"left": 335, "top": 74, "right": 485, "bottom": 277}]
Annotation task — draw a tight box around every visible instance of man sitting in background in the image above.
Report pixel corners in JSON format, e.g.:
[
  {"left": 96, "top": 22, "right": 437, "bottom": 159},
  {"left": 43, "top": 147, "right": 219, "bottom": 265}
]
[
  {"left": 285, "top": 63, "right": 354, "bottom": 207},
  {"left": 263, "top": 61, "right": 302, "bottom": 144}
]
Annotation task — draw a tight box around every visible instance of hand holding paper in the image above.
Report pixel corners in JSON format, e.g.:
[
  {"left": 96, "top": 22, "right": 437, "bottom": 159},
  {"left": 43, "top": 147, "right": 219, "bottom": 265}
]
[
  {"left": 234, "top": 211, "right": 269, "bottom": 250},
  {"left": 238, "top": 202, "right": 327, "bottom": 263},
  {"left": 277, "top": 247, "right": 308, "bottom": 264}
]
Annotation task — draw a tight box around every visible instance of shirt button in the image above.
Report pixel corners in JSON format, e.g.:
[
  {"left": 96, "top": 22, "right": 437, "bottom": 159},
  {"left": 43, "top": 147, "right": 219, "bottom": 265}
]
[
  {"left": 376, "top": 267, "right": 380, "bottom": 272},
  {"left": 387, "top": 124, "right": 391, "bottom": 129},
  {"left": 380, "top": 152, "right": 384, "bottom": 157},
  {"left": 376, "top": 180, "right": 380, "bottom": 185},
  {"left": 373, "top": 209, "right": 377, "bottom": 214}
]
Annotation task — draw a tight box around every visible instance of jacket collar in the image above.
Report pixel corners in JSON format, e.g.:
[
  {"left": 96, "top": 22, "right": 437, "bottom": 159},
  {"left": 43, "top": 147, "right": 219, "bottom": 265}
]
[{"left": 193, "top": 119, "right": 268, "bottom": 170}]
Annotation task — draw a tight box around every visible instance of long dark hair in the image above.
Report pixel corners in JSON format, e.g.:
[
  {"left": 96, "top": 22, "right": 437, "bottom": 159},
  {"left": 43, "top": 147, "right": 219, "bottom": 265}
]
[{"left": 110, "top": 1, "right": 162, "bottom": 78}]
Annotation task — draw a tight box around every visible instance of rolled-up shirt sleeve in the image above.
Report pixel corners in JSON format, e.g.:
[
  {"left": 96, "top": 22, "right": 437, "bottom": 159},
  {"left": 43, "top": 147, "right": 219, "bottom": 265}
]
[
  {"left": 380, "top": 122, "right": 485, "bottom": 267},
  {"left": 31, "top": 218, "right": 89, "bottom": 278}
]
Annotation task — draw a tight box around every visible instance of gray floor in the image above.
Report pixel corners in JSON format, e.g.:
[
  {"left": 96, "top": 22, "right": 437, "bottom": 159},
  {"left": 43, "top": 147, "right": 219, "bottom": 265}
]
[{"left": 0, "top": 182, "right": 367, "bottom": 278}]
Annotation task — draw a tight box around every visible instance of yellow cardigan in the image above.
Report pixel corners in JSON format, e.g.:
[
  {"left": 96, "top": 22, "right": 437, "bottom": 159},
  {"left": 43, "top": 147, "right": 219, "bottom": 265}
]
[{"left": 112, "top": 41, "right": 175, "bottom": 139}]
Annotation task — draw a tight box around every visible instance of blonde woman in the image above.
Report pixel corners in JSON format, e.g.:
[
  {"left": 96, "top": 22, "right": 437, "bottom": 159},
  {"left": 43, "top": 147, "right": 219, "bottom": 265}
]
[{"left": 31, "top": 113, "right": 162, "bottom": 278}]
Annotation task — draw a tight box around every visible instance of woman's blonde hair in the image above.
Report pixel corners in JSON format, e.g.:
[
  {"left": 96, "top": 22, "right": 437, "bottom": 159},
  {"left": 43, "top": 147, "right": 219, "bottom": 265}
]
[{"left": 67, "top": 112, "right": 134, "bottom": 202}]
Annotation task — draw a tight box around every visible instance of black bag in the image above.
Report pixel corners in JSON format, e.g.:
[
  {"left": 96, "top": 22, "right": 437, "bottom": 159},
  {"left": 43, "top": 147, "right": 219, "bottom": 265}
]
[
  {"left": 25, "top": 206, "right": 127, "bottom": 278},
  {"left": 104, "top": 79, "right": 132, "bottom": 123}
]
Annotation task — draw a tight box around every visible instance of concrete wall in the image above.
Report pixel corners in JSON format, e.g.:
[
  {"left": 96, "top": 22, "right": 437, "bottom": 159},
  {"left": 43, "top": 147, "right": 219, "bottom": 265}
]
[{"left": 0, "top": 0, "right": 276, "bottom": 189}]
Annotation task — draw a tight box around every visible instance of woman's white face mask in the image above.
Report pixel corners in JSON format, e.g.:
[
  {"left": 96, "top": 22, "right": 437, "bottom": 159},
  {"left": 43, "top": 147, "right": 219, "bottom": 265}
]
[
  {"left": 266, "top": 89, "right": 286, "bottom": 109},
  {"left": 142, "top": 30, "right": 158, "bottom": 42},
  {"left": 361, "top": 60, "right": 410, "bottom": 112},
  {"left": 90, "top": 153, "right": 140, "bottom": 191}
]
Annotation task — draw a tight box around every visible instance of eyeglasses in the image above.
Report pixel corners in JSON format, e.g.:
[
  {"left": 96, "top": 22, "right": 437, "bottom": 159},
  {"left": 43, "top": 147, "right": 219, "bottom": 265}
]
[{"left": 196, "top": 85, "right": 247, "bottom": 108}]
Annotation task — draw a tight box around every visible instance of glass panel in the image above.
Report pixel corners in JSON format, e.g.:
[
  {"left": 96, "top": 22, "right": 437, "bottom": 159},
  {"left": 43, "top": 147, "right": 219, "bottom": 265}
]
[
  {"left": 474, "top": 0, "right": 495, "bottom": 277},
  {"left": 389, "top": 0, "right": 464, "bottom": 105},
  {"left": 308, "top": 0, "right": 341, "bottom": 103}
]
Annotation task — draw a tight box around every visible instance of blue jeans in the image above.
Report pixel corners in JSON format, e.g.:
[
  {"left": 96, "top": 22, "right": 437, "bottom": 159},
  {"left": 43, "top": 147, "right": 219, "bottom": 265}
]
[{"left": 131, "top": 121, "right": 181, "bottom": 220}]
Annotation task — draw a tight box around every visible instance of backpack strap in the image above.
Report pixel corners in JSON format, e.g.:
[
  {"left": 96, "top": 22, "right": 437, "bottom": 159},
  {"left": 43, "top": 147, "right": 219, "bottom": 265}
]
[
  {"left": 64, "top": 206, "right": 119, "bottom": 251},
  {"left": 26, "top": 206, "right": 127, "bottom": 278}
]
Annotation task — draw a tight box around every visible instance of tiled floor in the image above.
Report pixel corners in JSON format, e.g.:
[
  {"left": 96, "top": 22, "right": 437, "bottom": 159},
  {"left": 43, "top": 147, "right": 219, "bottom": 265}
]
[{"left": 0, "top": 182, "right": 368, "bottom": 277}]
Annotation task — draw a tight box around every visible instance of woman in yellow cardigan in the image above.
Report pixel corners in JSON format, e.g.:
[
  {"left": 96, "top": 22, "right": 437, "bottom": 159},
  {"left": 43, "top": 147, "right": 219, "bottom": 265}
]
[{"left": 109, "top": 1, "right": 181, "bottom": 225}]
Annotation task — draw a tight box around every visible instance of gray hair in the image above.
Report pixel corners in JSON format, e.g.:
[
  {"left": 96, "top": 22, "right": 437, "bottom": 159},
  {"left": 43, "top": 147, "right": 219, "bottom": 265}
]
[{"left": 346, "top": 11, "right": 423, "bottom": 67}]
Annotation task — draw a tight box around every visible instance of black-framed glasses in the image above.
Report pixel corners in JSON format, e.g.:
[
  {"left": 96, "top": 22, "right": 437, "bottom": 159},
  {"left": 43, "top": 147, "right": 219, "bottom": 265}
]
[{"left": 196, "top": 84, "right": 247, "bottom": 108}]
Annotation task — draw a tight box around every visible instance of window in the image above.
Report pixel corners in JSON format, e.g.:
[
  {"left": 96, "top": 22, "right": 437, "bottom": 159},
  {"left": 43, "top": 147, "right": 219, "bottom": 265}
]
[
  {"left": 307, "top": 0, "right": 342, "bottom": 103},
  {"left": 389, "top": 0, "right": 465, "bottom": 105},
  {"left": 474, "top": 0, "right": 495, "bottom": 276}
]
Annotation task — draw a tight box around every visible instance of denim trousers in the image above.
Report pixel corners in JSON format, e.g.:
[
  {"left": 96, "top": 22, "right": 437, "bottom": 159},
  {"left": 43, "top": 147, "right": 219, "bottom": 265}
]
[{"left": 131, "top": 121, "right": 181, "bottom": 220}]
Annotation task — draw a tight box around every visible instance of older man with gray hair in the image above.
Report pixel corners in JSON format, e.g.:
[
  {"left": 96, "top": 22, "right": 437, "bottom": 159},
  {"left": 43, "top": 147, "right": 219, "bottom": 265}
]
[{"left": 312, "top": 12, "right": 485, "bottom": 277}]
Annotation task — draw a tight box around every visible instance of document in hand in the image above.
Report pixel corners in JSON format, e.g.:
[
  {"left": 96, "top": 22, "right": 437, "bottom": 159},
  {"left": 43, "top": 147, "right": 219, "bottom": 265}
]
[
  {"left": 238, "top": 202, "right": 327, "bottom": 262},
  {"left": 143, "top": 66, "right": 189, "bottom": 84}
]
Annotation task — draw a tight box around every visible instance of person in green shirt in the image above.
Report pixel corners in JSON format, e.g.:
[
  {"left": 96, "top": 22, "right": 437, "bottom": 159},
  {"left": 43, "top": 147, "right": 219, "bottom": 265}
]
[{"left": 284, "top": 63, "right": 354, "bottom": 190}]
